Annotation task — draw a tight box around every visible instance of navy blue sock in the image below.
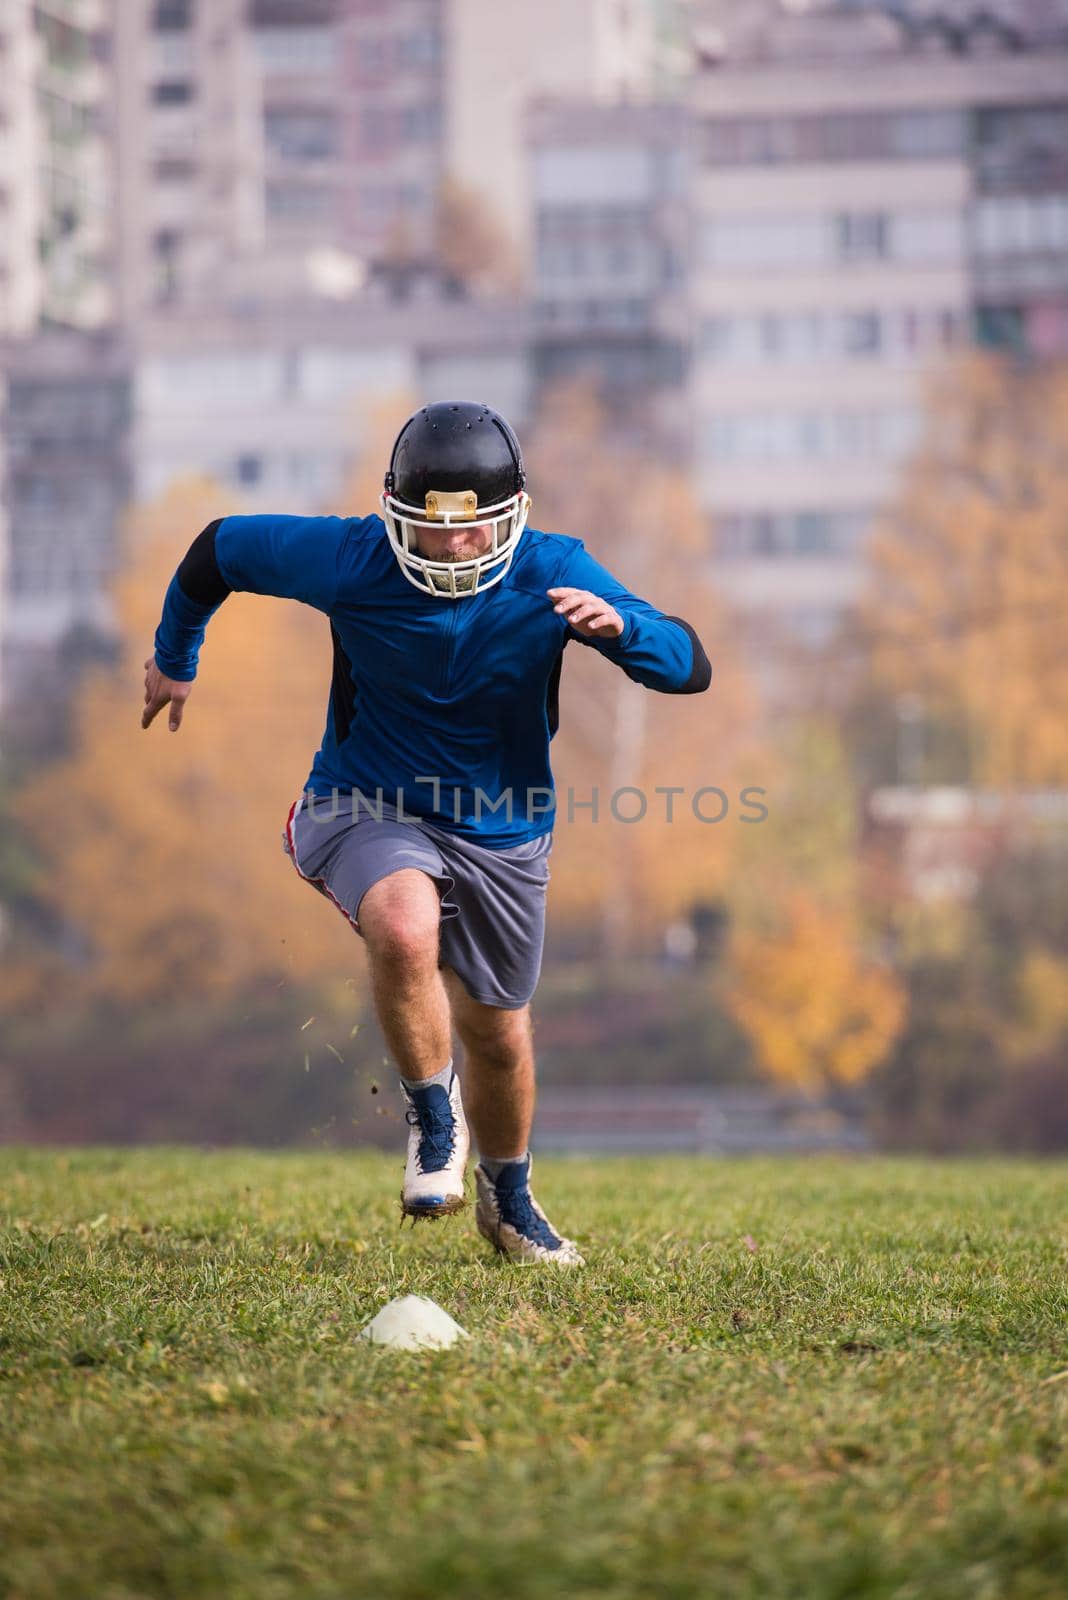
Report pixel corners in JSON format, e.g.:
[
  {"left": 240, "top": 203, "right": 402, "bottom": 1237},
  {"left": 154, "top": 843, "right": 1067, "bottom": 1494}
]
[{"left": 480, "top": 1152, "right": 529, "bottom": 1183}]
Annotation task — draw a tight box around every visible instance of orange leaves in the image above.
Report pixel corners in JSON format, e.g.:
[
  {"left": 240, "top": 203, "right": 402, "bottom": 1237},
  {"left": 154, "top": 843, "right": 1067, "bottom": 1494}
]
[
  {"left": 725, "top": 890, "right": 907, "bottom": 1093},
  {"left": 524, "top": 380, "right": 754, "bottom": 956},
  {"left": 718, "top": 718, "right": 907, "bottom": 1093},
  {"left": 861, "top": 354, "right": 1068, "bottom": 787},
  {"left": 8, "top": 479, "right": 366, "bottom": 1008}
]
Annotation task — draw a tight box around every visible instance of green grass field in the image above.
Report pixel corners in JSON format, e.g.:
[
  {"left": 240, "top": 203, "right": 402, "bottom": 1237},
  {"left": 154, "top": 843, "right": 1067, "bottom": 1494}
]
[{"left": 1, "top": 1150, "right": 1066, "bottom": 1600}]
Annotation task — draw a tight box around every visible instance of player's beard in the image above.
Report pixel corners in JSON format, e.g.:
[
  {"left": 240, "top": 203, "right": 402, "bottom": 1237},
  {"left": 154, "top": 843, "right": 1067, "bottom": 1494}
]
[{"left": 415, "top": 529, "right": 492, "bottom": 591}]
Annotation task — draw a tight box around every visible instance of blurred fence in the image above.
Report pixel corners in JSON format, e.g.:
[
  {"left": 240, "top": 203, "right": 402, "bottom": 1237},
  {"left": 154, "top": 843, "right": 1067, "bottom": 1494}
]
[{"left": 532, "top": 1087, "right": 870, "bottom": 1155}]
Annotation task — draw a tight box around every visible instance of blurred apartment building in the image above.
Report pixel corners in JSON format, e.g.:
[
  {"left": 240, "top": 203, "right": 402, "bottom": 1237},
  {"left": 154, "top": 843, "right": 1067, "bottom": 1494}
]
[
  {"left": 133, "top": 294, "right": 529, "bottom": 511},
  {"left": 448, "top": 0, "right": 656, "bottom": 257},
  {"left": 6, "top": 0, "right": 1068, "bottom": 718},
  {"left": 692, "top": 0, "right": 1068, "bottom": 652},
  {"left": 112, "top": 0, "right": 660, "bottom": 318},
  {"left": 0, "top": 332, "right": 130, "bottom": 715},
  {"left": 111, "top": 0, "right": 263, "bottom": 322},
  {"left": 0, "top": 0, "right": 114, "bottom": 714},
  {"left": 0, "top": 0, "right": 112, "bottom": 335},
  {"left": 0, "top": 0, "right": 667, "bottom": 718},
  {"left": 527, "top": 99, "right": 692, "bottom": 448},
  {"left": 111, "top": 0, "right": 442, "bottom": 314}
]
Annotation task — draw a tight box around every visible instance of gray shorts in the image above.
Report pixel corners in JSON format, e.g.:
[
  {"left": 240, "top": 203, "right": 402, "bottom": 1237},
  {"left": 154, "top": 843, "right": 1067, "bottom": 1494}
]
[{"left": 282, "top": 792, "right": 553, "bottom": 1009}]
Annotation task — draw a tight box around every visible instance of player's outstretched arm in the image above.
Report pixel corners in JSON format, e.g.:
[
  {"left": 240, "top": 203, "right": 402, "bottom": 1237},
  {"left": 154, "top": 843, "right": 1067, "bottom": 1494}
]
[
  {"left": 547, "top": 541, "right": 712, "bottom": 695},
  {"left": 144, "top": 514, "right": 353, "bottom": 728}
]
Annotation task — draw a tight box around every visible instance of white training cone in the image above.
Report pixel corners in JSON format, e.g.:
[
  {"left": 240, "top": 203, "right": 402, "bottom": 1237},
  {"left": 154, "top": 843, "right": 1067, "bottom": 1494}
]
[{"left": 360, "top": 1294, "right": 469, "bottom": 1351}]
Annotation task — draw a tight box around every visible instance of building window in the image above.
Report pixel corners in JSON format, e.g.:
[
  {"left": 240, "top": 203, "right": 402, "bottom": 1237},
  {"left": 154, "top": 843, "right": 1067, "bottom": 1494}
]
[
  {"left": 154, "top": 157, "right": 195, "bottom": 182},
  {"left": 702, "top": 408, "right": 919, "bottom": 465},
  {"left": 152, "top": 80, "right": 194, "bottom": 105},
  {"left": 266, "top": 182, "right": 333, "bottom": 220},
  {"left": 975, "top": 103, "right": 1068, "bottom": 193},
  {"left": 842, "top": 311, "right": 881, "bottom": 355},
  {"left": 396, "top": 28, "right": 442, "bottom": 68},
  {"left": 973, "top": 194, "right": 1068, "bottom": 255},
  {"left": 154, "top": 0, "right": 193, "bottom": 28},
  {"left": 254, "top": 27, "right": 335, "bottom": 73},
  {"left": 701, "top": 108, "right": 965, "bottom": 168},
  {"left": 264, "top": 108, "right": 337, "bottom": 161},
  {"left": 700, "top": 307, "right": 959, "bottom": 364},
  {"left": 890, "top": 109, "right": 965, "bottom": 159},
  {"left": 975, "top": 305, "right": 1026, "bottom": 351},
  {"left": 714, "top": 509, "right": 873, "bottom": 561},
  {"left": 360, "top": 37, "right": 390, "bottom": 73},
  {"left": 835, "top": 211, "right": 887, "bottom": 262},
  {"left": 400, "top": 103, "right": 440, "bottom": 142},
  {"left": 359, "top": 107, "right": 388, "bottom": 152},
  {"left": 153, "top": 228, "right": 181, "bottom": 302}
]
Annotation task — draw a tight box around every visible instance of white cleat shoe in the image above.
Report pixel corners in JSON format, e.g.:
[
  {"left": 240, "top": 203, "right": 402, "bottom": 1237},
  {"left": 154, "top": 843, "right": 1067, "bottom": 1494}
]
[
  {"left": 474, "top": 1154, "right": 585, "bottom": 1266},
  {"left": 400, "top": 1072, "right": 470, "bottom": 1221}
]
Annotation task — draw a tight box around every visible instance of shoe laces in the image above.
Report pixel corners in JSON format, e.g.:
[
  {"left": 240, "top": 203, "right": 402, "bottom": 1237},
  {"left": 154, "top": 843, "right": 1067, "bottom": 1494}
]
[
  {"left": 405, "top": 1086, "right": 455, "bottom": 1173},
  {"left": 494, "top": 1182, "right": 563, "bottom": 1250}
]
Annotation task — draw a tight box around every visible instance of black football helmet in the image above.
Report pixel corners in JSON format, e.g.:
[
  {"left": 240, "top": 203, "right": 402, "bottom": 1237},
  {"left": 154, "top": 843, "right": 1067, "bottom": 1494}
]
[{"left": 380, "top": 401, "right": 531, "bottom": 597}]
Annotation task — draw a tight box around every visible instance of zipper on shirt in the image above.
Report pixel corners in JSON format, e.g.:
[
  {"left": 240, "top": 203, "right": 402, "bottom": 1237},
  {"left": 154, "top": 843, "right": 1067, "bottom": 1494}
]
[{"left": 438, "top": 602, "right": 462, "bottom": 694}]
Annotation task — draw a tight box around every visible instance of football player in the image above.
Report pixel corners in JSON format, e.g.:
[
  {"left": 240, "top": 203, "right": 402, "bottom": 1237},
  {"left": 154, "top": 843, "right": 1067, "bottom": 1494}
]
[{"left": 144, "top": 401, "right": 711, "bottom": 1265}]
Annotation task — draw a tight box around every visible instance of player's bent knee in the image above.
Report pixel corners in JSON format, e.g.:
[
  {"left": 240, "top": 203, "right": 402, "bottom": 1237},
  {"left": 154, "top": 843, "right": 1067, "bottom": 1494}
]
[{"left": 358, "top": 869, "right": 441, "bottom": 966}]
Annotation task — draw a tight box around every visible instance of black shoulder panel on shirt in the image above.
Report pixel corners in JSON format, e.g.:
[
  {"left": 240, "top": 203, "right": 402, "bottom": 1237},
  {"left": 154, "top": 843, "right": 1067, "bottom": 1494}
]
[
  {"left": 546, "top": 640, "right": 567, "bottom": 738},
  {"left": 330, "top": 621, "right": 359, "bottom": 747},
  {"left": 176, "top": 518, "right": 231, "bottom": 608},
  {"left": 661, "top": 615, "right": 712, "bottom": 694}
]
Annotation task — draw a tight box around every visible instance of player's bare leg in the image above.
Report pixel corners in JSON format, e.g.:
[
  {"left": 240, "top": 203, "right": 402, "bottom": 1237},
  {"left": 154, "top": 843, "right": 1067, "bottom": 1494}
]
[
  {"left": 442, "top": 965, "right": 584, "bottom": 1267},
  {"left": 358, "top": 870, "right": 469, "bottom": 1219},
  {"left": 440, "top": 965, "right": 534, "bottom": 1158},
  {"left": 358, "top": 869, "right": 451, "bottom": 1081}
]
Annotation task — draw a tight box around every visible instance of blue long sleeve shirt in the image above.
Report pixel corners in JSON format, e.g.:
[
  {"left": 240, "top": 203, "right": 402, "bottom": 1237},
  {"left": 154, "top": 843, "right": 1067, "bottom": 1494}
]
[{"left": 153, "top": 513, "right": 712, "bottom": 847}]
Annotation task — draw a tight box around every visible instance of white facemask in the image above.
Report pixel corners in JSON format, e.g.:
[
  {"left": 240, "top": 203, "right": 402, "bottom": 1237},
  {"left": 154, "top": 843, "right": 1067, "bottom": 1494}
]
[{"left": 379, "top": 489, "right": 531, "bottom": 598}]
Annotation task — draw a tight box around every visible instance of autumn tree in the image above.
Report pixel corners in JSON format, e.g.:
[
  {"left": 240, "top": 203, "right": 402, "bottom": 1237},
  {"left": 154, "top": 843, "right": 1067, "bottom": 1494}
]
[
  {"left": 727, "top": 889, "right": 906, "bottom": 1093},
  {"left": 329, "top": 390, "right": 420, "bottom": 520},
  {"left": 373, "top": 178, "right": 519, "bottom": 298},
  {"left": 840, "top": 350, "right": 1068, "bottom": 1111},
  {"left": 3, "top": 478, "right": 370, "bottom": 1014},
  {"left": 433, "top": 176, "right": 520, "bottom": 296},
  {"left": 525, "top": 380, "right": 756, "bottom": 959},
  {"left": 721, "top": 717, "right": 907, "bottom": 1092},
  {"left": 860, "top": 352, "right": 1068, "bottom": 787}
]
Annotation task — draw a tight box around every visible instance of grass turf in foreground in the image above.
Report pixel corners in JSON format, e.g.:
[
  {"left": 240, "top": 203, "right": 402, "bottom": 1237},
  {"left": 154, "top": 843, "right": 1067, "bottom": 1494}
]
[{"left": 0, "top": 1150, "right": 1066, "bottom": 1600}]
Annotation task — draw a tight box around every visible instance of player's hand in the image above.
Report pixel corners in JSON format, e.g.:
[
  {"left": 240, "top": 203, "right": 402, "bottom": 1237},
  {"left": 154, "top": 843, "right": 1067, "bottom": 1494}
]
[
  {"left": 142, "top": 655, "right": 193, "bottom": 732},
  {"left": 547, "top": 587, "right": 625, "bottom": 640}
]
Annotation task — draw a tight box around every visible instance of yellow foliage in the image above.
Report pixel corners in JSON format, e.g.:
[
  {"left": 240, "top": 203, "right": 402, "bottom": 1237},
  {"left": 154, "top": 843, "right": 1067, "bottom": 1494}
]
[
  {"left": 724, "top": 717, "right": 859, "bottom": 938},
  {"left": 524, "top": 381, "right": 756, "bottom": 956},
  {"left": 329, "top": 390, "right": 419, "bottom": 520},
  {"left": 10, "top": 479, "right": 368, "bottom": 1008},
  {"left": 862, "top": 353, "right": 1068, "bottom": 786},
  {"left": 1003, "top": 946, "right": 1068, "bottom": 1065},
  {"left": 725, "top": 891, "right": 907, "bottom": 1092}
]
